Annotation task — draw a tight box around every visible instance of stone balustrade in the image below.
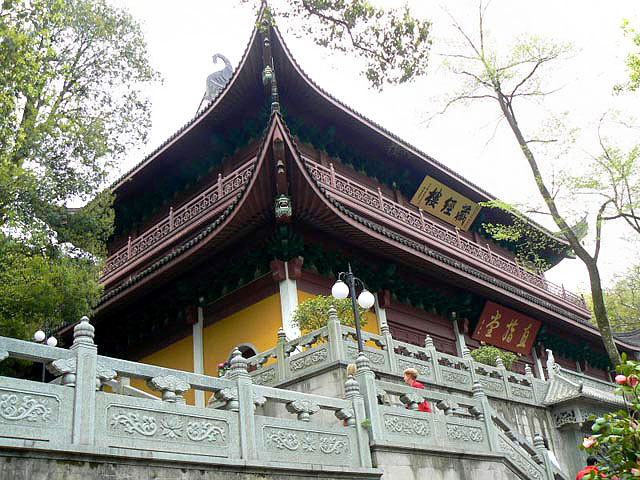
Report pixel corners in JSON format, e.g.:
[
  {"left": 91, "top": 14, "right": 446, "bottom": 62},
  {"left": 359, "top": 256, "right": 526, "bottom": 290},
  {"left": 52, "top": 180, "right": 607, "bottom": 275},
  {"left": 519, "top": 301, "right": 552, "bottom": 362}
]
[
  {"left": 0, "top": 315, "right": 608, "bottom": 479},
  {"left": 0, "top": 317, "right": 372, "bottom": 473},
  {"left": 244, "top": 308, "right": 568, "bottom": 407}
]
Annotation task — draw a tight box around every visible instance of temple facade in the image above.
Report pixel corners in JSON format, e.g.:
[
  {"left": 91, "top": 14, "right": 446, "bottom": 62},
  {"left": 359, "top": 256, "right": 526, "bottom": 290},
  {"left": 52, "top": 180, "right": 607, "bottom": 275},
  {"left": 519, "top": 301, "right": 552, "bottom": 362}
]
[{"left": 47, "top": 13, "right": 640, "bottom": 477}]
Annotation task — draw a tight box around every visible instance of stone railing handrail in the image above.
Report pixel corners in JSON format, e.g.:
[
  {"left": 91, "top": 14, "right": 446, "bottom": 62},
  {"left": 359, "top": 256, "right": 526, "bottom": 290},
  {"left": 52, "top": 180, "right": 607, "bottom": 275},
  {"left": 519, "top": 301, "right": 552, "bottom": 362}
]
[
  {"left": 102, "top": 158, "right": 256, "bottom": 281},
  {"left": 0, "top": 317, "right": 373, "bottom": 472},
  {"left": 245, "top": 309, "right": 616, "bottom": 412},
  {"left": 0, "top": 316, "right": 569, "bottom": 479},
  {"left": 554, "top": 366, "right": 614, "bottom": 391},
  {"left": 303, "top": 157, "right": 587, "bottom": 311}
]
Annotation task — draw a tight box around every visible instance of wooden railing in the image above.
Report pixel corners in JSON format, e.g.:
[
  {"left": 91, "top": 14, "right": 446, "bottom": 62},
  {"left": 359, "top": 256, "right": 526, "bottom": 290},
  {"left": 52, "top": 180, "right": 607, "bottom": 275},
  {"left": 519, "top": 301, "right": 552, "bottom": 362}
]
[
  {"left": 303, "top": 157, "right": 587, "bottom": 311},
  {"left": 102, "top": 159, "right": 256, "bottom": 280}
]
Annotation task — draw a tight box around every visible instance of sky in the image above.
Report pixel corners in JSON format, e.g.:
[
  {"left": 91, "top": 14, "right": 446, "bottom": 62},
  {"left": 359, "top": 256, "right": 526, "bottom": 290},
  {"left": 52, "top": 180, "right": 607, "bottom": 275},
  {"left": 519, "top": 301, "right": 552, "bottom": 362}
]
[{"left": 110, "top": 0, "right": 640, "bottom": 295}]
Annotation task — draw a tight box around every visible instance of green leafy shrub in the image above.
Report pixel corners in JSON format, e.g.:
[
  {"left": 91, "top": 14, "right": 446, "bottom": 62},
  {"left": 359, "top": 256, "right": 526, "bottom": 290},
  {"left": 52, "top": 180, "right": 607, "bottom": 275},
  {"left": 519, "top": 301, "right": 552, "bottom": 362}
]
[
  {"left": 292, "top": 295, "right": 368, "bottom": 332},
  {"left": 470, "top": 346, "right": 517, "bottom": 371},
  {"left": 580, "top": 353, "right": 640, "bottom": 478}
]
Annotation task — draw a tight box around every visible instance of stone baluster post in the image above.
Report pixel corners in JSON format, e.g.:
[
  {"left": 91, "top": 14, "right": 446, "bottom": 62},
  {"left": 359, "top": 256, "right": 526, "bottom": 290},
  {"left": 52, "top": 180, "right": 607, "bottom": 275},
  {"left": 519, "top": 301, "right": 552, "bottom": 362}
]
[
  {"left": 70, "top": 316, "right": 98, "bottom": 446},
  {"left": 343, "top": 373, "right": 372, "bottom": 467},
  {"left": 425, "top": 335, "right": 442, "bottom": 384},
  {"left": 275, "top": 327, "right": 288, "bottom": 382},
  {"left": 227, "top": 348, "right": 257, "bottom": 460},
  {"left": 147, "top": 375, "right": 190, "bottom": 404},
  {"left": 355, "top": 353, "right": 383, "bottom": 444},
  {"left": 524, "top": 364, "right": 538, "bottom": 403},
  {"left": 472, "top": 381, "right": 497, "bottom": 451},
  {"left": 326, "top": 305, "right": 345, "bottom": 362},
  {"left": 380, "top": 322, "right": 397, "bottom": 375},
  {"left": 495, "top": 356, "right": 510, "bottom": 394},
  {"left": 533, "top": 433, "right": 555, "bottom": 480}
]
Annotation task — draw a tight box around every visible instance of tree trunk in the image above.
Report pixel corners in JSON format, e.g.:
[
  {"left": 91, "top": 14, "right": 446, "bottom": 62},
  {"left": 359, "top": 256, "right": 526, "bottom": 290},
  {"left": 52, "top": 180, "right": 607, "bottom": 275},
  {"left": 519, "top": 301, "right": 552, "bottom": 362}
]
[
  {"left": 495, "top": 92, "right": 621, "bottom": 367},
  {"left": 583, "top": 256, "right": 621, "bottom": 366}
]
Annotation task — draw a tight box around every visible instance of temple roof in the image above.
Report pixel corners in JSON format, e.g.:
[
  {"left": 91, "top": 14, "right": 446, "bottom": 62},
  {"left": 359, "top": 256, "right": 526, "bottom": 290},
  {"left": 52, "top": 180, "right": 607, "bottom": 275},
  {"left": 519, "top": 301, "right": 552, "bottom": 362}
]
[{"left": 108, "top": 16, "right": 569, "bottom": 258}]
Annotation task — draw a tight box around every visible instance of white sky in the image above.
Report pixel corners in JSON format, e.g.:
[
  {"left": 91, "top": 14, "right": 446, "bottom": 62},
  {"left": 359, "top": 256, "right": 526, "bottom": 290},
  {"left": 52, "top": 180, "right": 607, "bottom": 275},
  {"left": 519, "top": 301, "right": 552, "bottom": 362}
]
[{"left": 111, "top": 1, "right": 640, "bottom": 295}]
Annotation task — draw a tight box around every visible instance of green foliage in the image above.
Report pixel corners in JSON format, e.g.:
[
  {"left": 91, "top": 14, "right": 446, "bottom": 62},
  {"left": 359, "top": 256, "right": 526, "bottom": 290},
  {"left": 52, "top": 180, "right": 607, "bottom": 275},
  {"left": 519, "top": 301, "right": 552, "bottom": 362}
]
[
  {"left": 0, "top": 0, "right": 157, "bottom": 235},
  {"left": 292, "top": 295, "right": 368, "bottom": 332},
  {"left": 469, "top": 346, "right": 517, "bottom": 371},
  {"left": 615, "top": 20, "right": 640, "bottom": 93},
  {"left": 580, "top": 354, "right": 640, "bottom": 478},
  {"left": 586, "top": 266, "right": 640, "bottom": 333},
  {"left": 0, "top": 0, "right": 157, "bottom": 344},
  {"left": 242, "top": 0, "right": 432, "bottom": 89},
  {"left": 0, "top": 236, "right": 102, "bottom": 360},
  {"left": 477, "top": 200, "right": 566, "bottom": 271}
]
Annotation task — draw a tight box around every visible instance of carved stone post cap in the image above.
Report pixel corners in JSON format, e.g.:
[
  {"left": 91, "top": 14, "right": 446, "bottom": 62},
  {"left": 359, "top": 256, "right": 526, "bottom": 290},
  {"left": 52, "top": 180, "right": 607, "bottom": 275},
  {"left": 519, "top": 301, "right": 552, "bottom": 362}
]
[
  {"left": 73, "top": 316, "right": 95, "bottom": 345},
  {"left": 277, "top": 327, "right": 287, "bottom": 341},
  {"left": 495, "top": 356, "right": 505, "bottom": 369},
  {"left": 345, "top": 375, "right": 360, "bottom": 399},
  {"left": 355, "top": 353, "right": 371, "bottom": 372},
  {"left": 327, "top": 305, "right": 338, "bottom": 322},
  {"left": 228, "top": 347, "right": 249, "bottom": 378},
  {"left": 472, "top": 381, "right": 486, "bottom": 399},
  {"left": 533, "top": 433, "right": 545, "bottom": 449},
  {"left": 424, "top": 335, "right": 435, "bottom": 349},
  {"left": 525, "top": 364, "right": 533, "bottom": 376},
  {"left": 461, "top": 346, "right": 471, "bottom": 358}
]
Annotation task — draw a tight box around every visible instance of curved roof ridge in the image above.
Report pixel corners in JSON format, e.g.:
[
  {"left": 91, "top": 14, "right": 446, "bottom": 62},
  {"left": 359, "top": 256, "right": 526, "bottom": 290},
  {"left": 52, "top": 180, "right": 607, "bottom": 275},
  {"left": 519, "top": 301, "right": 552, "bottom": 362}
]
[
  {"left": 270, "top": 26, "right": 569, "bottom": 246},
  {"left": 96, "top": 112, "right": 278, "bottom": 308},
  {"left": 110, "top": 11, "right": 263, "bottom": 192}
]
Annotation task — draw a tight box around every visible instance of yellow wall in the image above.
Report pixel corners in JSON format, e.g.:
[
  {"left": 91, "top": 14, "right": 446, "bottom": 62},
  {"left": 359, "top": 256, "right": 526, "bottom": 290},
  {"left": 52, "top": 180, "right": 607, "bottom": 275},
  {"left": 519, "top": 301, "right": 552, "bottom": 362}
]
[
  {"left": 130, "top": 334, "right": 195, "bottom": 404},
  {"left": 297, "top": 290, "right": 379, "bottom": 336},
  {"left": 202, "top": 293, "right": 283, "bottom": 377}
]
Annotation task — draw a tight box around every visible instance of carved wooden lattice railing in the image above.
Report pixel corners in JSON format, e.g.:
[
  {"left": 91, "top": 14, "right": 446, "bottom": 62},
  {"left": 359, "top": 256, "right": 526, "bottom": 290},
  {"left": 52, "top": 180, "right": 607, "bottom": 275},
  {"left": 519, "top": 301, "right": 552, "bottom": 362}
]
[
  {"left": 302, "top": 157, "right": 586, "bottom": 311},
  {"left": 102, "top": 158, "right": 256, "bottom": 280}
]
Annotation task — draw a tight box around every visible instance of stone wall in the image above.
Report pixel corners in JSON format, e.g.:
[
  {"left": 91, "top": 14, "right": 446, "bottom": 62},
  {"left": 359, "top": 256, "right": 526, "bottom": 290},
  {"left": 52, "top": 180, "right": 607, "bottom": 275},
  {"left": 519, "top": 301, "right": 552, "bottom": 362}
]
[
  {"left": 0, "top": 449, "right": 380, "bottom": 480},
  {"left": 372, "top": 449, "right": 528, "bottom": 480}
]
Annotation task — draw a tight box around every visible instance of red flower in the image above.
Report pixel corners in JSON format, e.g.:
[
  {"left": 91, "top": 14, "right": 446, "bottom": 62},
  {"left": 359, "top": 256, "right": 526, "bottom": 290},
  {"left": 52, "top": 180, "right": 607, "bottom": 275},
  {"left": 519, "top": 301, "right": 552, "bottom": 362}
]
[{"left": 615, "top": 374, "right": 628, "bottom": 384}]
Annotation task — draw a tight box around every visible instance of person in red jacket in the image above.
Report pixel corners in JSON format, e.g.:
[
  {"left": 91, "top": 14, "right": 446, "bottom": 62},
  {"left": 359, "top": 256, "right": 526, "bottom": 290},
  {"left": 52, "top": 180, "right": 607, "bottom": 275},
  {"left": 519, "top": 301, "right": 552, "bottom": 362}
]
[
  {"left": 576, "top": 456, "right": 604, "bottom": 479},
  {"left": 403, "top": 367, "right": 431, "bottom": 412}
]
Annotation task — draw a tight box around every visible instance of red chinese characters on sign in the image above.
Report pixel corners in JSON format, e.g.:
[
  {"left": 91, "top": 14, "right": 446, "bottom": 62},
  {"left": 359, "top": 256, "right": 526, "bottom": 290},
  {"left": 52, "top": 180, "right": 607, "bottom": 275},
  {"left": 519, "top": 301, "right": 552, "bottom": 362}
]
[{"left": 472, "top": 301, "right": 541, "bottom": 355}]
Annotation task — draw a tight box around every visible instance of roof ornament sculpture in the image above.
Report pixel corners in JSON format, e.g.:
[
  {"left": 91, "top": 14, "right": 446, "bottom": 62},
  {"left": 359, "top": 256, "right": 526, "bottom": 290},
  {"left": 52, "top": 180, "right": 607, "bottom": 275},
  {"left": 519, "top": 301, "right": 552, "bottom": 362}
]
[{"left": 197, "top": 53, "right": 233, "bottom": 112}]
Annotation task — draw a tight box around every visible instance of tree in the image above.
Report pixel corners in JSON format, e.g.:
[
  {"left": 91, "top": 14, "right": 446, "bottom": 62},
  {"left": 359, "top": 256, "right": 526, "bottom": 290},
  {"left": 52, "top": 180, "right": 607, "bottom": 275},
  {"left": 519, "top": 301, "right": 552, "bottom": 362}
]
[
  {"left": 0, "top": 0, "right": 157, "bottom": 339},
  {"left": 252, "top": 1, "right": 640, "bottom": 365},
  {"left": 241, "top": 0, "right": 432, "bottom": 89},
  {"left": 292, "top": 295, "right": 367, "bottom": 332},
  {"left": 615, "top": 19, "right": 640, "bottom": 93},
  {"left": 586, "top": 266, "right": 640, "bottom": 333}
]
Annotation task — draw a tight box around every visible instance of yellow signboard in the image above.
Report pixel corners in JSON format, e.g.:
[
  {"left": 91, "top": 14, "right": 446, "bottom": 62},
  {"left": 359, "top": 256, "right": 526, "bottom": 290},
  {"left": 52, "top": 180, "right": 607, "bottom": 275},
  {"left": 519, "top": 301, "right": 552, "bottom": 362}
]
[{"left": 410, "top": 176, "right": 481, "bottom": 231}]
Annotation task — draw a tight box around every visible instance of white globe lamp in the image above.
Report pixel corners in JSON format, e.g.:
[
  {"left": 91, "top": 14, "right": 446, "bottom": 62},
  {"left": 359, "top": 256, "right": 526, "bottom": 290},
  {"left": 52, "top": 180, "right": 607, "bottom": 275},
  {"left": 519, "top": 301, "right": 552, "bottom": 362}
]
[
  {"left": 46, "top": 336, "right": 58, "bottom": 347},
  {"left": 34, "top": 330, "right": 46, "bottom": 343},
  {"left": 331, "top": 280, "right": 349, "bottom": 300},
  {"left": 357, "top": 290, "right": 375, "bottom": 309}
]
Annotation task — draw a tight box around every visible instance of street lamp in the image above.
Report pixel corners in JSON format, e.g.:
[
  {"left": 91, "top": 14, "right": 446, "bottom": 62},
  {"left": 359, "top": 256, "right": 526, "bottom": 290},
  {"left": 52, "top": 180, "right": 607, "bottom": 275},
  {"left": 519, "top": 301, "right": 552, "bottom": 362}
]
[
  {"left": 34, "top": 322, "right": 57, "bottom": 381},
  {"left": 331, "top": 264, "right": 375, "bottom": 353}
]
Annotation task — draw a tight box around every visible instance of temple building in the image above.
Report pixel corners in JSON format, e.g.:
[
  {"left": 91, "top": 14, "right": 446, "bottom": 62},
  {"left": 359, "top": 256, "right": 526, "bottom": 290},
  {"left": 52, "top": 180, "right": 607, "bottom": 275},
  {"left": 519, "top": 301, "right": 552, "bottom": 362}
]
[
  {"left": 9, "top": 11, "right": 640, "bottom": 479},
  {"left": 75, "top": 13, "right": 640, "bottom": 394}
]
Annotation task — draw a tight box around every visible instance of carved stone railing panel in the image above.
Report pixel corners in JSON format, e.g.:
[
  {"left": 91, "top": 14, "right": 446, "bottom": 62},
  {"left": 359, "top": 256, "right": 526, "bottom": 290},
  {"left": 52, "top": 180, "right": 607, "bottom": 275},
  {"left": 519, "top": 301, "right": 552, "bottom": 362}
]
[
  {"left": 95, "top": 392, "right": 239, "bottom": 458},
  {"left": 302, "top": 156, "right": 587, "bottom": 311},
  {"left": 286, "top": 346, "right": 330, "bottom": 375},
  {"left": 255, "top": 416, "right": 356, "bottom": 466},
  {"left": 103, "top": 159, "right": 256, "bottom": 280},
  {"left": 0, "top": 377, "right": 73, "bottom": 445}
]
